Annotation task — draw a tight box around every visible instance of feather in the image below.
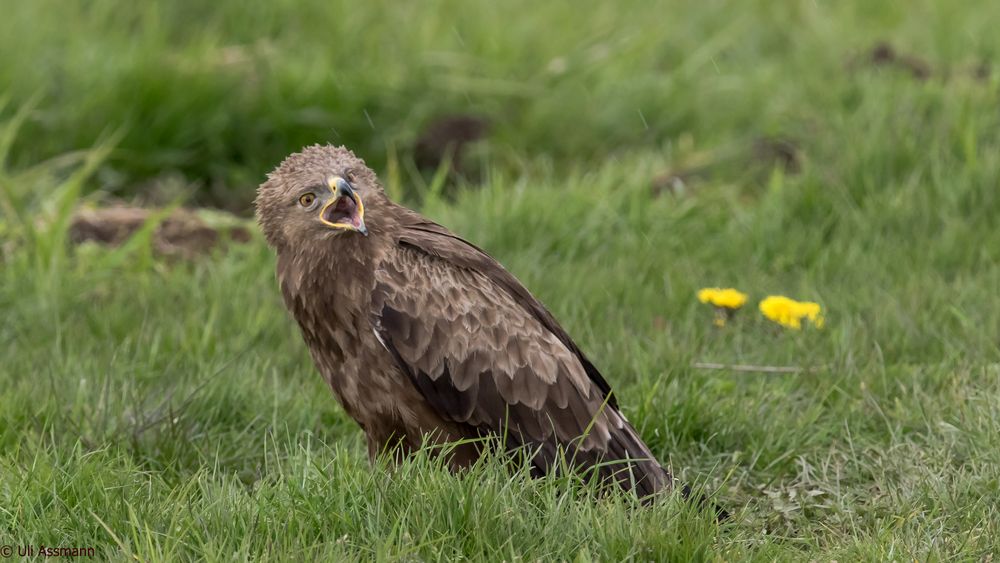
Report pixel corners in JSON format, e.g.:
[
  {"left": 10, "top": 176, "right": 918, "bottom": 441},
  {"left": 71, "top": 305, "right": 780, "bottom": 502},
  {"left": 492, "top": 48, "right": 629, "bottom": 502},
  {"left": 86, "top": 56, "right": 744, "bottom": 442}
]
[
  {"left": 371, "top": 218, "right": 672, "bottom": 497},
  {"left": 258, "top": 144, "right": 674, "bottom": 501}
]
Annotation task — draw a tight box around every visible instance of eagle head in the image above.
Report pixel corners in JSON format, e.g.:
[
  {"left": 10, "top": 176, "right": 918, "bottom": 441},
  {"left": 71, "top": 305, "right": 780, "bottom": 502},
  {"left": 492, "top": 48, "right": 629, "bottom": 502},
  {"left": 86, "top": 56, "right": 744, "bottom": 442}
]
[{"left": 255, "top": 145, "right": 387, "bottom": 250}]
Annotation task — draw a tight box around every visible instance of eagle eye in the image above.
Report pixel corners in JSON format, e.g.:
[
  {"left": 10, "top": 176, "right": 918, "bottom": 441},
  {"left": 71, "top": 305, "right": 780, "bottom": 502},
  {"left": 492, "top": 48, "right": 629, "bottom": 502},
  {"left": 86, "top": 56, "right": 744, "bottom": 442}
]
[{"left": 298, "top": 193, "right": 316, "bottom": 207}]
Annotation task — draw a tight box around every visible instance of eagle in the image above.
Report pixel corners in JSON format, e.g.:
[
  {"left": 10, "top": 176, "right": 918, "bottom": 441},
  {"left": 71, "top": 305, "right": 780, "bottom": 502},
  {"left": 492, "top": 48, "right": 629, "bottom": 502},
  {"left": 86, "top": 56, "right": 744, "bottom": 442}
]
[{"left": 256, "top": 145, "right": 673, "bottom": 499}]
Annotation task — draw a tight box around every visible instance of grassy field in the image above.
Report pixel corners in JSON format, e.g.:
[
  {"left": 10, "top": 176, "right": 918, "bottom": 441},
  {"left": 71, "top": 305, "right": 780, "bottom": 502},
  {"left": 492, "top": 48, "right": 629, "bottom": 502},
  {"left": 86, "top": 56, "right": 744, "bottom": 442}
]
[{"left": 3, "top": 0, "right": 1000, "bottom": 560}]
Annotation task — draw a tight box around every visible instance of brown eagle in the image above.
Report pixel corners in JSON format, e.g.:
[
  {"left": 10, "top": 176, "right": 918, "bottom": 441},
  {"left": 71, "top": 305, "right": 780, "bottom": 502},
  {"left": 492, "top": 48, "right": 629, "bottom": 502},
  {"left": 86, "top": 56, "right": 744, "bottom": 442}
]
[{"left": 256, "top": 145, "right": 673, "bottom": 499}]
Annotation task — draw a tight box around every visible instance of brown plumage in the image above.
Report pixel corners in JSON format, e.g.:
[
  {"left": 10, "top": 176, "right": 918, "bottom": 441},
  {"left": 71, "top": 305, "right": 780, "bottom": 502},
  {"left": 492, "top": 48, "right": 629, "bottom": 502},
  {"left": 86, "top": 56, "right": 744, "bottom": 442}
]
[{"left": 256, "top": 144, "right": 673, "bottom": 499}]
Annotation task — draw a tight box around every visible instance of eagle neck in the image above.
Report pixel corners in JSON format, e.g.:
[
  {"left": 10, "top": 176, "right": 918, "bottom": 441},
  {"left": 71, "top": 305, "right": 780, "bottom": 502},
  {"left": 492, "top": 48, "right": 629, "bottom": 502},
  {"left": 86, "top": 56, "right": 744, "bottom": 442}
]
[{"left": 277, "top": 234, "right": 382, "bottom": 329}]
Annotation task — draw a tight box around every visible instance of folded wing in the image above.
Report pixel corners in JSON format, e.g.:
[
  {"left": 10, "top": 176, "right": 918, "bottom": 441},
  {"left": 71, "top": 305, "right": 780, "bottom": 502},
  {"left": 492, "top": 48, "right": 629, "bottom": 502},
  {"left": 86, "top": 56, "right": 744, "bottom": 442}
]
[{"left": 370, "top": 214, "right": 670, "bottom": 497}]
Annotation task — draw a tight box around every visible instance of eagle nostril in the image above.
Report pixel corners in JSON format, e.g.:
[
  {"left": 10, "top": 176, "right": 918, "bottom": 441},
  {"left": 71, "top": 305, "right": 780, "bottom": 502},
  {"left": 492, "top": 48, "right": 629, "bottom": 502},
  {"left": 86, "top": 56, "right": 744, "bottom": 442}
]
[{"left": 333, "top": 178, "right": 356, "bottom": 201}]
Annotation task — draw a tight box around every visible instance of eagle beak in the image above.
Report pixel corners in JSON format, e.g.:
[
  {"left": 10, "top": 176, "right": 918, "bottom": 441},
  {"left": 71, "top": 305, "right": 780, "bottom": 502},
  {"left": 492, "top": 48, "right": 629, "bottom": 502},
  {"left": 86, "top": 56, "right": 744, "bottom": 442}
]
[{"left": 320, "top": 176, "right": 367, "bottom": 236}]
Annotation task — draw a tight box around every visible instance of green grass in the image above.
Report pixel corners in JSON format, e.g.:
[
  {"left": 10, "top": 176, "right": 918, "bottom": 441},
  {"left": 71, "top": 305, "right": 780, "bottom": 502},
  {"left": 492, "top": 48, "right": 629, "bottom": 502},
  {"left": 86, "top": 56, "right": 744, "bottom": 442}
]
[
  {"left": 3, "top": 0, "right": 998, "bottom": 204},
  {"left": 3, "top": 0, "right": 1000, "bottom": 560}
]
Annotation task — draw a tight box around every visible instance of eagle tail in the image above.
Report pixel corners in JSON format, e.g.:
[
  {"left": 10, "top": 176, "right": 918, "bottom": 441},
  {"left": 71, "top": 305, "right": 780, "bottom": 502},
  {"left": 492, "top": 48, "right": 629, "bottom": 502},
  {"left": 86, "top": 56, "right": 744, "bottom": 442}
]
[{"left": 607, "top": 415, "right": 730, "bottom": 521}]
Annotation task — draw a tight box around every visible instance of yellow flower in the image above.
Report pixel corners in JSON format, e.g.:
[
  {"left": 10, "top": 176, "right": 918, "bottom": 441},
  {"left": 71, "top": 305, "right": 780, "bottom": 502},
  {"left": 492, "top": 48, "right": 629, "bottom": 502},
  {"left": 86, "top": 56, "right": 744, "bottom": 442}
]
[
  {"left": 697, "top": 288, "right": 748, "bottom": 310},
  {"left": 759, "top": 295, "right": 824, "bottom": 329}
]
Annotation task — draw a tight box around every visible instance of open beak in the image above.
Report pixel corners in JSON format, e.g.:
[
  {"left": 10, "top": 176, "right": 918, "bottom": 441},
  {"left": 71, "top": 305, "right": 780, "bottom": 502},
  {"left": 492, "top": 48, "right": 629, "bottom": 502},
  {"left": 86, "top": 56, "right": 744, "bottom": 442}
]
[{"left": 319, "top": 176, "right": 367, "bottom": 235}]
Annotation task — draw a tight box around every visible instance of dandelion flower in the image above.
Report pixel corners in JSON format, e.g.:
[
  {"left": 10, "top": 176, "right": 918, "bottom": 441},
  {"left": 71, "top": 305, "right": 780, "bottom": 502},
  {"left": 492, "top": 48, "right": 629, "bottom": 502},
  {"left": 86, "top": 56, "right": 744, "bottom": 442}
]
[
  {"left": 697, "top": 288, "right": 748, "bottom": 309},
  {"left": 697, "top": 287, "right": 748, "bottom": 327},
  {"left": 759, "top": 295, "right": 824, "bottom": 329}
]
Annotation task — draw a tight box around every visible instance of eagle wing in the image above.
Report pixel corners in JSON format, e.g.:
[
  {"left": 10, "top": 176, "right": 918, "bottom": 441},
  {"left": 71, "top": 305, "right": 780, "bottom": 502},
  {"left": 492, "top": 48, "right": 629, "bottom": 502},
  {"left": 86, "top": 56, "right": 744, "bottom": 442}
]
[{"left": 370, "top": 213, "right": 670, "bottom": 497}]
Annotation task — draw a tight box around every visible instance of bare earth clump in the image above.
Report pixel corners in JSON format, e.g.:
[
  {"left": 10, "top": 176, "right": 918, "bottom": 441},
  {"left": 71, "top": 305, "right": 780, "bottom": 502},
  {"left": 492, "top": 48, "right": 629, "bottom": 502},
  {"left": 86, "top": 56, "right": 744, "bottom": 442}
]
[{"left": 69, "top": 206, "right": 250, "bottom": 259}]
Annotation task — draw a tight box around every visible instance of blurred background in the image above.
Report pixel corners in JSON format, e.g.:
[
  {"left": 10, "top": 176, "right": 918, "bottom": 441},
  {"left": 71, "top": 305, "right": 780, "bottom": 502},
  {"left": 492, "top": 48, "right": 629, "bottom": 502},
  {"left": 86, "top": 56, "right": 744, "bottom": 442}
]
[
  {"left": 3, "top": 0, "right": 995, "bottom": 208},
  {"left": 2, "top": 1, "right": 1000, "bottom": 559}
]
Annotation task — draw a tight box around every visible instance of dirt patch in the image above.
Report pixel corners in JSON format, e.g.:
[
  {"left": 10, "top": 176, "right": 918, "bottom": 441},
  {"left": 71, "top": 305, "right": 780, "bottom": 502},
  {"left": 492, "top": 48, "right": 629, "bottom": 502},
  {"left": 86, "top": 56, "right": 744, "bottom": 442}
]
[
  {"left": 751, "top": 137, "right": 802, "bottom": 174},
  {"left": 855, "top": 42, "right": 931, "bottom": 81},
  {"left": 651, "top": 169, "right": 702, "bottom": 198},
  {"left": 850, "top": 42, "right": 994, "bottom": 84},
  {"left": 651, "top": 137, "right": 803, "bottom": 198},
  {"left": 413, "top": 114, "right": 491, "bottom": 172},
  {"left": 70, "top": 206, "right": 251, "bottom": 259},
  {"left": 970, "top": 61, "right": 991, "bottom": 82}
]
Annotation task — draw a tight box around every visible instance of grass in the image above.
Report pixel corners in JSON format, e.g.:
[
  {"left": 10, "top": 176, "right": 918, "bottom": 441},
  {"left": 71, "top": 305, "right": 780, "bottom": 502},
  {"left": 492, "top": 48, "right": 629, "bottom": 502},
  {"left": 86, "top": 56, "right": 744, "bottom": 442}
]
[
  {"left": 3, "top": 0, "right": 998, "bottom": 204},
  {"left": 2, "top": 0, "right": 1000, "bottom": 560}
]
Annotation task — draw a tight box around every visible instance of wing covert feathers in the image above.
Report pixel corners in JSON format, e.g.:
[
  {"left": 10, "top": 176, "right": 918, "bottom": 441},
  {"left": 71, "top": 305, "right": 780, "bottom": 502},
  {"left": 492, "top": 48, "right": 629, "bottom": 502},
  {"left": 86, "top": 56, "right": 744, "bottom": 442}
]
[{"left": 371, "top": 218, "right": 670, "bottom": 497}]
